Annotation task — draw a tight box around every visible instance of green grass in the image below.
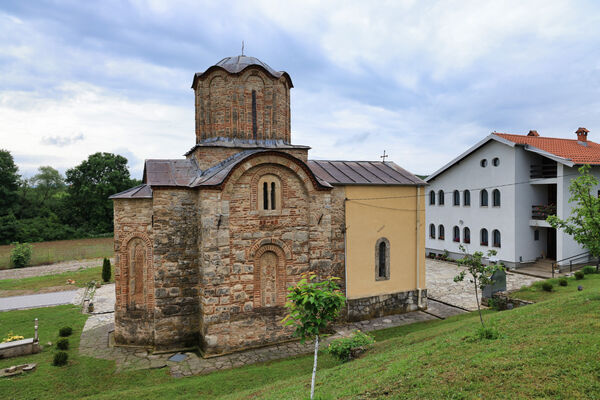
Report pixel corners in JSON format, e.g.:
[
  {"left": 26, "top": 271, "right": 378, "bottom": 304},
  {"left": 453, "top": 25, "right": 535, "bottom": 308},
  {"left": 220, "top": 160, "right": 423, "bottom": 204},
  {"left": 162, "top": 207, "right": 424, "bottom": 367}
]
[
  {"left": 0, "top": 237, "right": 113, "bottom": 269},
  {"left": 2, "top": 277, "right": 600, "bottom": 399},
  {"left": 511, "top": 272, "right": 600, "bottom": 302},
  {"left": 0, "top": 265, "right": 114, "bottom": 295}
]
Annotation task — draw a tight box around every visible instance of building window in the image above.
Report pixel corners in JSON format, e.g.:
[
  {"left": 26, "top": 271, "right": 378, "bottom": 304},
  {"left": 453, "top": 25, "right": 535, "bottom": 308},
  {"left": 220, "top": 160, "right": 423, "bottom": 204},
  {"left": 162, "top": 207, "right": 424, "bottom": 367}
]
[
  {"left": 429, "top": 190, "right": 436, "bottom": 205},
  {"left": 464, "top": 190, "right": 471, "bottom": 206},
  {"left": 438, "top": 225, "right": 445, "bottom": 240},
  {"left": 453, "top": 226, "right": 460, "bottom": 242},
  {"left": 480, "top": 189, "right": 488, "bottom": 207},
  {"left": 480, "top": 228, "right": 488, "bottom": 246},
  {"left": 453, "top": 190, "right": 460, "bottom": 206},
  {"left": 492, "top": 157, "right": 500, "bottom": 167},
  {"left": 438, "top": 190, "right": 445, "bottom": 205},
  {"left": 429, "top": 224, "right": 436, "bottom": 239},
  {"left": 492, "top": 229, "right": 501, "bottom": 247},
  {"left": 480, "top": 159, "right": 488, "bottom": 167},
  {"left": 258, "top": 175, "right": 281, "bottom": 212},
  {"left": 534, "top": 229, "right": 540, "bottom": 241},
  {"left": 375, "top": 238, "right": 390, "bottom": 281},
  {"left": 492, "top": 189, "right": 501, "bottom": 207},
  {"left": 463, "top": 227, "right": 471, "bottom": 243}
]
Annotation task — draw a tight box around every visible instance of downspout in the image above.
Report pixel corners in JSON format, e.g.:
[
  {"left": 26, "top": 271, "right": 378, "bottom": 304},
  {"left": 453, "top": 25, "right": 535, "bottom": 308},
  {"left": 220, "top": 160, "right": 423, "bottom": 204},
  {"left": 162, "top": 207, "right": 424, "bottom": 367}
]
[
  {"left": 343, "top": 197, "right": 349, "bottom": 320},
  {"left": 416, "top": 186, "right": 424, "bottom": 309}
]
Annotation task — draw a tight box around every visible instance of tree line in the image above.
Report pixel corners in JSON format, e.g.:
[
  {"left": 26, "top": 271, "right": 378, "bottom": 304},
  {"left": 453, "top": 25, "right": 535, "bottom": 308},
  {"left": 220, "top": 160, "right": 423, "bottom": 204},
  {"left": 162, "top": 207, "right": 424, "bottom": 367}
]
[{"left": 0, "top": 149, "right": 140, "bottom": 245}]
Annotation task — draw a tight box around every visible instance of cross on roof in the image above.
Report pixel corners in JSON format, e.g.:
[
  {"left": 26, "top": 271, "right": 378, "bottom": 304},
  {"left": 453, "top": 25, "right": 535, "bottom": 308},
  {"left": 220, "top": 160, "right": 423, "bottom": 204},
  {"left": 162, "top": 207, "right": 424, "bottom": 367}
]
[{"left": 380, "top": 150, "right": 388, "bottom": 162}]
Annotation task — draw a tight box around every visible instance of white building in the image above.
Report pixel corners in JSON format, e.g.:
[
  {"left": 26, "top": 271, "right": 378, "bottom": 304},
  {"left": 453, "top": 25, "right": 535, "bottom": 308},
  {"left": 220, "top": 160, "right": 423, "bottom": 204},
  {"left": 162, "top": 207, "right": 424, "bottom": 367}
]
[{"left": 425, "top": 128, "right": 600, "bottom": 269}]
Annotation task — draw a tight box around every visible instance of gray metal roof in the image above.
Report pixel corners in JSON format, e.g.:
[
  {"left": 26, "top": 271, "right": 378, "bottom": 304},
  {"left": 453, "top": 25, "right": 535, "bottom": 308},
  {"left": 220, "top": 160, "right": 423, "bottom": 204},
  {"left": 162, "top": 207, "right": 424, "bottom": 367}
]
[
  {"left": 307, "top": 160, "right": 427, "bottom": 186},
  {"left": 184, "top": 138, "right": 310, "bottom": 156},
  {"left": 192, "top": 55, "right": 293, "bottom": 88},
  {"left": 109, "top": 184, "right": 153, "bottom": 199}
]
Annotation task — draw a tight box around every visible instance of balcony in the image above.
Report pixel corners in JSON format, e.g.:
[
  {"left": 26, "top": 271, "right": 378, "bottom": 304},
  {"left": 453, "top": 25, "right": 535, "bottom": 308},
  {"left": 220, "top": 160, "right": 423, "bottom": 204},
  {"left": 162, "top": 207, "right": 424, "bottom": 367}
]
[
  {"left": 532, "top": 204, "right": 556, "bottom": 220},
  {"left": 530, "top": 164, "right": 557, "bottom": 179}
]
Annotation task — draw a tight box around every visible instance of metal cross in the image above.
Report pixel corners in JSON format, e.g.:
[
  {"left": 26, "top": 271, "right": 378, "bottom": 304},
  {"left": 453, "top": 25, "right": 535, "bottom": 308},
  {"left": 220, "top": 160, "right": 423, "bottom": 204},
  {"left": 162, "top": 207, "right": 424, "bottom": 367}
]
[
  {"left": 241, "top": 41, "right": 245, "bottom": 56},
  {"left": 380, "top": 150, "right": 388, "bottom": 162}
]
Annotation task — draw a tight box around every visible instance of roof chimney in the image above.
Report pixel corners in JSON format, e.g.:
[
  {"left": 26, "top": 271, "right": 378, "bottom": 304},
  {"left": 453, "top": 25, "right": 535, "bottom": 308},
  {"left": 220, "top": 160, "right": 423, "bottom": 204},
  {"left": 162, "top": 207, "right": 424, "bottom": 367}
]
[
  {"left": 576, "top": 127, "right": 589, "bottom": 143},
  {"left": 527, "top": 130, "right": 539, "bottom": 137}
]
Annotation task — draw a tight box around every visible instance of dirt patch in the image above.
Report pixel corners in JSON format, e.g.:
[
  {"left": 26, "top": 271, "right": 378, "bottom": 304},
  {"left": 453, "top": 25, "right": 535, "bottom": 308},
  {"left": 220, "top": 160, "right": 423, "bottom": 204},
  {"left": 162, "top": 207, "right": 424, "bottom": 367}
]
[{"left": 0, "top": 285, "right": 77, "bottom": 298}]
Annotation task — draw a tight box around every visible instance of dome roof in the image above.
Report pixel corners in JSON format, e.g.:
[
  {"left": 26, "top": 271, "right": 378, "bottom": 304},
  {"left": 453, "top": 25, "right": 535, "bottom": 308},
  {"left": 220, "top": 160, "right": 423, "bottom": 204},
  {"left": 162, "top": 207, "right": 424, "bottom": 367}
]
[{"left": 192, "top": 55, "right": 293, "bottom": 88}]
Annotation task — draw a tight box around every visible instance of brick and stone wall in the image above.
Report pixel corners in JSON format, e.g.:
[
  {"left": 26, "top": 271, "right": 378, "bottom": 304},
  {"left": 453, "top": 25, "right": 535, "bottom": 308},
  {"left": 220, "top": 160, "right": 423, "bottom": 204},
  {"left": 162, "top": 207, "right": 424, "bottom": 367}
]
[{"left": 346, "top": 289, "right": 427, "bottom": 322}]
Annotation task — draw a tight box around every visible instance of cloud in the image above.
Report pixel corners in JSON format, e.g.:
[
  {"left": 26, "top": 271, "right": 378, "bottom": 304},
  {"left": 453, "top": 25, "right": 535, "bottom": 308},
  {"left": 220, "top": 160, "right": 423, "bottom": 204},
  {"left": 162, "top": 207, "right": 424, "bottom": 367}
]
[{"left": 41, "top": 133, "right": 84, "bottom": 147}]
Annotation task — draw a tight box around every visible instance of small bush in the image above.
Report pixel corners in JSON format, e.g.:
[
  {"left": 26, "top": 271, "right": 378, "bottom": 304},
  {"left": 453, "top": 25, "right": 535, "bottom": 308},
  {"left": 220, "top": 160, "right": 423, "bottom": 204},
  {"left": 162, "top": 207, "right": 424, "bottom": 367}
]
[
  {"left": 56, "top": 338, "right": 69, "bottom": 350},
  {"left": 575, "top": 271, "right": 585, "bottom": 280},
  {"left": 328, "top": 330, "right": 375, "bottom": 362},
  {"left": 582, "top": 266, "right": 596, "bottom": 275},
  {"left": 102, "top": 258, "right": 111, "bottom": 282},
  {"left": 558, "top": 278, "right": 568, "bottom": 287},
  {"left": 542, "top": 282, "right": 553, "bottom": 292},
  {"left": 472, "top": 325, "right": 500, "bottom": 341},
  {"left": 52, "top": 351, "right": 68, "bottom": 366},
  {"left": 10, "top": 242, "right": 32, "bottom": 268},
  {"left": 59, "top": 327, "right": 73, "bottom": 337}
]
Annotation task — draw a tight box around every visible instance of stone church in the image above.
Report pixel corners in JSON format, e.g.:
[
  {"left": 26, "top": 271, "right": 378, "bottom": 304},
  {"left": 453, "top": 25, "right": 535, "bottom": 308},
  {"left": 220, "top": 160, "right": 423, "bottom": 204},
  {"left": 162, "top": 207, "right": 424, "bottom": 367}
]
[{"left": 110, "top": 55, "right": 427, "bottom": 356}]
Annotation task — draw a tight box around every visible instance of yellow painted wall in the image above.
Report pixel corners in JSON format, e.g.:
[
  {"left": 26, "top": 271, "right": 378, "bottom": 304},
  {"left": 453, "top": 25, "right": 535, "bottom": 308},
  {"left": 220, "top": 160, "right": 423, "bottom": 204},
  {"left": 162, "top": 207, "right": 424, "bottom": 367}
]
[{"left": 345, "top": 185, "right": 426, "bottom": 299}]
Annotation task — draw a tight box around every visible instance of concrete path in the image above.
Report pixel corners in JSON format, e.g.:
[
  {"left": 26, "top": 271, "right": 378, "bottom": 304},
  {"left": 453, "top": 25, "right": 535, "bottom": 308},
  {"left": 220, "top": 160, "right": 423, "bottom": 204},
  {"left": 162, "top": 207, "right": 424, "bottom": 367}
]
[
  {"left": 0, "top": 290, "right": 79, "bottom": 312},
  {"left": 0, "top": 258, "right": 113, "bottom": 280}
]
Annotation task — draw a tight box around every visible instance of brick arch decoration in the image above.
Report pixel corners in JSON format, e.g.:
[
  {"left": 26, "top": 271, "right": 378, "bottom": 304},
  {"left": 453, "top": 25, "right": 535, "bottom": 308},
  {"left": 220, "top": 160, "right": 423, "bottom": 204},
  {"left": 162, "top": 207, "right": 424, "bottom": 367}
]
[
  {"left": 252, "top": 243, "right": 288, "bottom": 308},
  {"left": 220, "top": 151, "right": 331, "bottom": 201},
  {"left": 117, "top": 232, "right": 154, "bottom": 312},
  {"left": 248, "top": 166, "right": 302, "bottom": 211}
]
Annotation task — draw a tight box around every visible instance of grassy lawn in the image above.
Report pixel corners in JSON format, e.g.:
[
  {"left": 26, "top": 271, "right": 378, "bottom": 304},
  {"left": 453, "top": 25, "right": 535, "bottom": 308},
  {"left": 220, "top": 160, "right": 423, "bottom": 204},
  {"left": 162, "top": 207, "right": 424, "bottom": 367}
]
[
  {"left": 0, "top": 265, "right": 114, "bottom": 297},
  {"left": 2, "top": 275, "right": 599, "bottom": 399},
  {"left": 511, "top": 271, "right": 600, "bottom": 302},
  {"left": 0, "top": 237, "right": 113, "bottom": 269}
]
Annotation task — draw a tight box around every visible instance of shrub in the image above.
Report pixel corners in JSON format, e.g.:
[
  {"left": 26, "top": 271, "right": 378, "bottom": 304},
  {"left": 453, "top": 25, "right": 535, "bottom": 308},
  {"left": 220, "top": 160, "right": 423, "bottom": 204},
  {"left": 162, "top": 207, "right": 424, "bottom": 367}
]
[
  {"left": 575, "top": 271, "right": 585, "bottom": 280},
  {"left": 470, "top": 325, "right": 500, "bottom": 341},
  {"left": 10, "top": 242, "right": 32, "bottom": 268},
  {"left": 558, "top": 278, "right": 568, "bottom": 287},
  {"left": 542, "top": 282, "right": 553, "bottom": 292},
  {"left": 328, "top": 330, "right": 375, "bottom": 362},
  {"left": 582, "top": 266, "right": 596, "bottom": 275},
  {"left": 52, "top": 351, "right": 68, "bottom": 366},
  {"left": 56, "top": 338, "right": 69, "bottom": 350},
  {"left": 102, "top": 258, "right": 111, "bottom": 282},
  {"left": 59, "top": 327, "right": 73, "bottom": 337}
]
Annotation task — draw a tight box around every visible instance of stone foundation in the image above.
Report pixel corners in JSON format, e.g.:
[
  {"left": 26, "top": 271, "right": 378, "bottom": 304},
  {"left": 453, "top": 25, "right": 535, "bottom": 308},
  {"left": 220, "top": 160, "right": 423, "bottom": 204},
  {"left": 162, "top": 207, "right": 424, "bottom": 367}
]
[
  {"left": 346, "top": 289, "right": 427, "bottom": 322},
  {"left": 114, "top": 310, "right": 155, "bottom": 347}
]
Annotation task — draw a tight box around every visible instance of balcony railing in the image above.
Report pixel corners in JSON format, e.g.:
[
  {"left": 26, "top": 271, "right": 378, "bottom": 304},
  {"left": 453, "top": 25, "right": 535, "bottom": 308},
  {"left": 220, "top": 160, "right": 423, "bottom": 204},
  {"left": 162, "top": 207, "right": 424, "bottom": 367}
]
[
  {"left": 532, "top": 204, "right": 557, "bottom": 220},
  {"left": 530, "top": 164, "right": 557, "bottom": 179}
]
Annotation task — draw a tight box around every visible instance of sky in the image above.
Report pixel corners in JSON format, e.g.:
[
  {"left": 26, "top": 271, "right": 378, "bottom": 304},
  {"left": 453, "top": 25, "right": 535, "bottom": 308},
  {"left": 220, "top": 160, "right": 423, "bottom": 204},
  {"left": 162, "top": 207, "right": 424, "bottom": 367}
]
[{"left": 1, "top": 0, "right": 599, "bottom": 179}]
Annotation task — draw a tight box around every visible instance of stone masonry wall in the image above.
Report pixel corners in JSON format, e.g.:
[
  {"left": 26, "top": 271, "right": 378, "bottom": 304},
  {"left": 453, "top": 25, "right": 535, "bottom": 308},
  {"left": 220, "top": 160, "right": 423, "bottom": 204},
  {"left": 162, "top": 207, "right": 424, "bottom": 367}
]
[
  {"left": 346, "top": 289, "right": 427, "bottom": 322},
  {"left": 151, "top": 188, "right": 201, "bottom": 350},
  {"left": 113, "top": 198, "right": 155, "bottom": 346},
  {"left": 194, "top": 68, "right": 291, "bottom": 144}
]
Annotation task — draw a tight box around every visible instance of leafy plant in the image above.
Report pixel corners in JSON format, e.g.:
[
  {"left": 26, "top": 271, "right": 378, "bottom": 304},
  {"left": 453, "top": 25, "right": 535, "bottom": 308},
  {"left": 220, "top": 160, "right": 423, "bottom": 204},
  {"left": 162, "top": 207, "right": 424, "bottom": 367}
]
[
  {"left": 473, "top": 325, "right": 500, "bottom": 340},
  {"left": 2, "top": 331, "right": 25, "bottom": 343},
  {"left": 559, "top": 278, "right": 568, "bottom": 287},
  {"left": 454, "top": 245, "right": 504, "bottom": 330},
  {"left": 542, "top": 282, "right": 553, "bottom": 292},
  {"left": 575, "top": 271, "right": 585, "bottom": 280},
  {"left": 282, "top": 272, "right": 346, "bottom": 400},
  {"left": 56, "top": 338, "right": 69, "bottom": 350},
  {"left": 59, "top": 326, "right": 73, "bottom": 337},
  {"left": 52, "top": 351, "right": 69, "bottom": 366},
  {"left": 10, "top": 242, "right": 32, "bottom": 268},
  {"left": 328, "top": 330, "right": 375, "bottom": 362},
  {"left": 582, "top": 266, "right": 596, "bottom": 275},
  {"left": 102, "top": 258, "right": 111, "bottom": 282}
]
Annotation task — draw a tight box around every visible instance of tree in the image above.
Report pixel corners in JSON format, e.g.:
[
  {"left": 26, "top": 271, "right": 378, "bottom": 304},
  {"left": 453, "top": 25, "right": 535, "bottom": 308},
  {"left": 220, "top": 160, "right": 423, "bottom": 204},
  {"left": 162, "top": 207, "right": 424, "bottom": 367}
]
[
  {"left": 102, "top": 258, "right": 111, "bottom": 283},
  {"left": 454, "top": 245, "right": 504, "bottom": 329},
  {"left": 30, "top": 166, "right": 65, "bottom": 208},
  {"left": 65, "top": 153, "right": 135, "bottom": 234},
  {"left": 283, "top": 273, "right": 346, "bottom": 400},
  {"left": 0, "top": 149, "right": 20, "bottom": 216},
  {"left": 548, "top": 165, "right": 600, "bottom": 270}
]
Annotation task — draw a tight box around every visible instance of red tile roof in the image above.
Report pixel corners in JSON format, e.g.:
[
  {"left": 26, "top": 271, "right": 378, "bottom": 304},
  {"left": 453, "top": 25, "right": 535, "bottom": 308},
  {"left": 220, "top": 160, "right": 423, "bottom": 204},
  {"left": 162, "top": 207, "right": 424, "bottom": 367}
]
[{"left": 493, "top": 133, "right": 600, "bottom": 165}]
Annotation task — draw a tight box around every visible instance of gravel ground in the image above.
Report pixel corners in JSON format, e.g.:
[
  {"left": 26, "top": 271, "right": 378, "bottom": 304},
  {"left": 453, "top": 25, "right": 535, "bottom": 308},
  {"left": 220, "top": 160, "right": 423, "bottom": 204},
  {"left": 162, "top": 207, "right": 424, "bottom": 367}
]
[{"left": 0, "top": 258, "right": 114, "bottom": 280}]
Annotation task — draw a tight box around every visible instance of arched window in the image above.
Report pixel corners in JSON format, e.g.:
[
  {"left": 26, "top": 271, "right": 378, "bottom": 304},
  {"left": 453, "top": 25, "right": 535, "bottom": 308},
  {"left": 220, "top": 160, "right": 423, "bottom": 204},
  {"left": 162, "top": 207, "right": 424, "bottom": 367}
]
[
  {"left": 375, "top": 238, "right": 390, "bottom": 280},
  {"left": 480, "top": 189, "right": 488, "bottom": 207},
  {"left": 492, "top": 157, "right": 500, "bottom": 167},
  {"left": 480, "top": 159, "right": 488, "bottom": 167},
  {"left": 429, "top": 224, "right": 436, "bottom": 239},
  {"left": 258, "top": 175, "right": 281, "bottom": 212},
  {"left": 453, "top": 190, "right": 460, "bottom": 206},
  {"left": 492, "top": 189, "right": 501, "bottom": 207},
  {"left": 429, "top": 190, "right": 436, "bottom": 205},
  {"left": 453, "top": 226, "right": 460, "bottom": 242},
  {"left": 438, "top": 225, "right": 445, "bottom": 240},
  {"left": 480, "top": 228, "right": 488, "bottom": 246},
  {"left": 493, "top": 229, "right": 501, "bottom": 247},
  {"left": 438, "top": 190, "right": 445, "bottom": 205},
  {"left": 464, "top": 190, "right": 471, "bottom": 206},
  {"left": 463, "top": 227, "right": 471, "bottom": 243}
]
